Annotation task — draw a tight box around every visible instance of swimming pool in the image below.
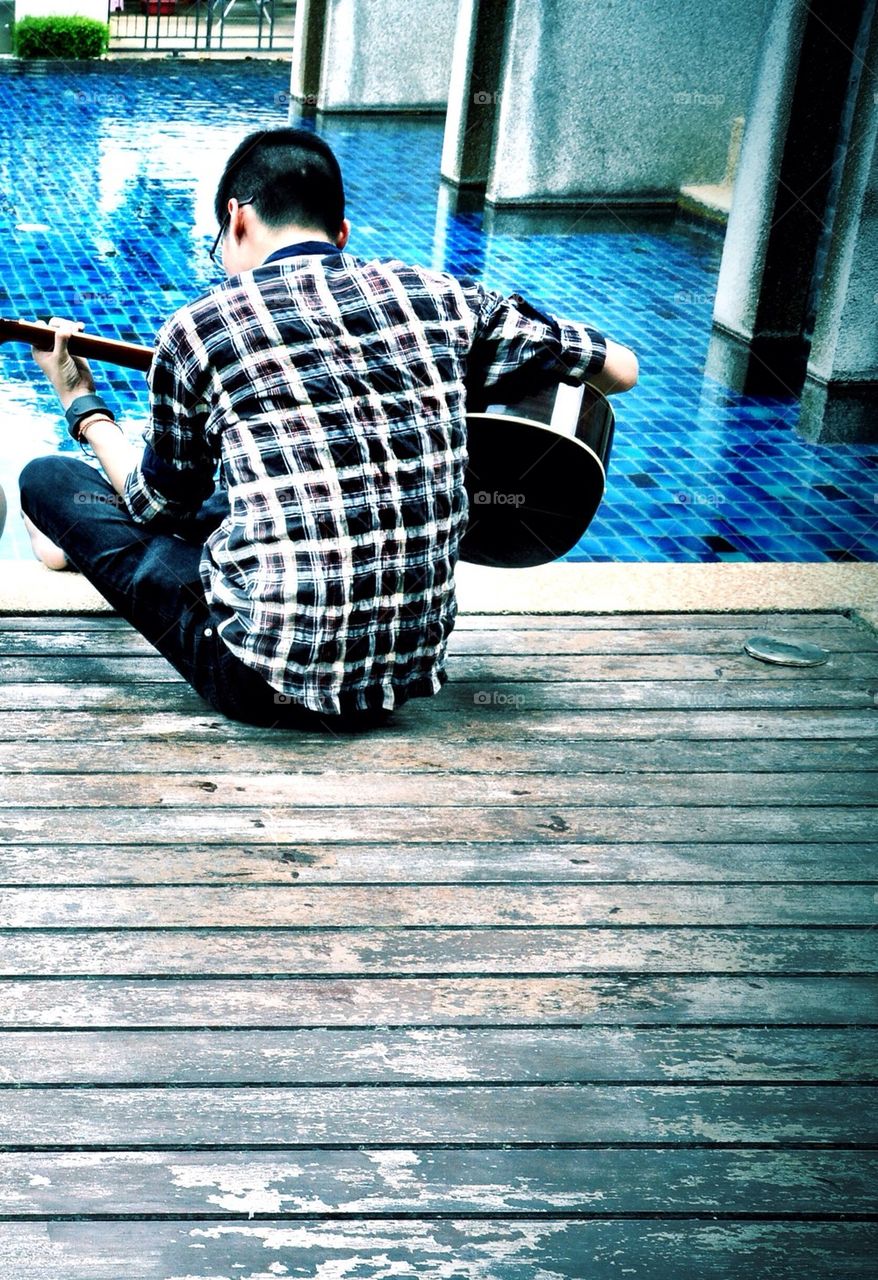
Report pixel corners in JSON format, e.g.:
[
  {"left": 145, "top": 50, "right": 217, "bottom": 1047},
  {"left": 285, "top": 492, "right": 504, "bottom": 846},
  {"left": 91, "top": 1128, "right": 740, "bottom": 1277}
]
[{"left": 1, "top": 58, "right": 875, "bottom": 563}]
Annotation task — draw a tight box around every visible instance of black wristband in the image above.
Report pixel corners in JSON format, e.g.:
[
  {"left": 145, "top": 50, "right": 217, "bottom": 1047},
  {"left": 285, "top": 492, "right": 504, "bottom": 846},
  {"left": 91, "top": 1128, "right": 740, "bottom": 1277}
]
[{"left": 65, "top": 394, "right": 115, "bottom": 441}]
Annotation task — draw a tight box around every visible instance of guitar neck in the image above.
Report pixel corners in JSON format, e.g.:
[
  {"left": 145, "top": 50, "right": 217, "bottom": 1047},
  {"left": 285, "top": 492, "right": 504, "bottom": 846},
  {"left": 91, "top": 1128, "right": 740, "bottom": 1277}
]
[{"left": 0, "top": 318, "right": 153, "bottom": 373}]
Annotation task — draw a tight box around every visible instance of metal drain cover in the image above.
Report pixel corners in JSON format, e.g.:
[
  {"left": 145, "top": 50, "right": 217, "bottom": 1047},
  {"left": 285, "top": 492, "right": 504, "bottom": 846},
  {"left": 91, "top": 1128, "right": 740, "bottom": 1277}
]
[{"left": 743, "top": 635, "right": 830, "bottom": 667}]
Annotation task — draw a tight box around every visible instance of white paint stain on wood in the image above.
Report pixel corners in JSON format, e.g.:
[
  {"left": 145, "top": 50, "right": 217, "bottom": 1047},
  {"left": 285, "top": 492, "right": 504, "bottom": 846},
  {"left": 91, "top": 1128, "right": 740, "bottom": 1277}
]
[
  {"left": 184, "top": 1220, "right": 569, "bottom": 1277},
  {"left": 363, "top": 1149, "right": 420, "bottom": 1193},
  {"left": 169, "top": 1162, "right": 306, "bottom": 1216}
]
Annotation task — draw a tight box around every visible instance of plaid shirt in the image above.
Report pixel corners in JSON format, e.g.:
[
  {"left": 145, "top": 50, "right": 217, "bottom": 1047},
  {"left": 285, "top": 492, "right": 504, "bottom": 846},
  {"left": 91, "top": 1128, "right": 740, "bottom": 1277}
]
[{"left": 123, "top": 244, "right": 607, "bottom": 715}]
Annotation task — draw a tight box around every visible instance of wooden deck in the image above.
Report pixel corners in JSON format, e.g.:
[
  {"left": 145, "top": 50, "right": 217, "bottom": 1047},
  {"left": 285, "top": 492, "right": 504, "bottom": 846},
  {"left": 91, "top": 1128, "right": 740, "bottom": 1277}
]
[{"left": 0, "top": 608, "right": 876, "bottom": 1278}]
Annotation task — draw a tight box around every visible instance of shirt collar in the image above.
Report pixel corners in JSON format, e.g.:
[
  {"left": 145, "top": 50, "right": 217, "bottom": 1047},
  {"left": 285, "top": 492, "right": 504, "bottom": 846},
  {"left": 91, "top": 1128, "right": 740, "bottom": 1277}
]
[{"left": 262, "top": 240, "right": 343, "bottom": 265}]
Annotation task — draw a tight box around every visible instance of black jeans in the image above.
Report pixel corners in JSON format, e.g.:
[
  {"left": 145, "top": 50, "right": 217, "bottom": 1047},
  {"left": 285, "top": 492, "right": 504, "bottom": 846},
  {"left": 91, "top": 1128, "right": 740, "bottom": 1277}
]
[{"left": 19, "top": 455, "right": 390, "bottom": 732}]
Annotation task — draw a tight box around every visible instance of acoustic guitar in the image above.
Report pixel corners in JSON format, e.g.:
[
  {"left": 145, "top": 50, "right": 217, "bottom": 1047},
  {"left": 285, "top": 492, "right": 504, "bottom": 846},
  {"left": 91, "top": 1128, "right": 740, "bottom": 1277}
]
[{"left": 0, "top": 317, "right": 614, "bottom": 568}]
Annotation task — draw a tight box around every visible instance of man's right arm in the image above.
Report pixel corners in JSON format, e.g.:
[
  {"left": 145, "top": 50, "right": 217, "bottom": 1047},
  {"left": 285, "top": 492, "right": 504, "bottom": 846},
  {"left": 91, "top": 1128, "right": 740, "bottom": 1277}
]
[
  {"left": 588, "top": 339, "right": 639, "bottom": 395},
  {"left": 461, "top": 280, "right": 638, "bottom": 402}
]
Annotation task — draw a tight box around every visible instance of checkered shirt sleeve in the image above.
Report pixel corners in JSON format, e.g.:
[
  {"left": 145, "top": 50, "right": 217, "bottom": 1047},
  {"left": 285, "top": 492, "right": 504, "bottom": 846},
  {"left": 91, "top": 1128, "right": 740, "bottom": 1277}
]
[
  {"left": 461, "top": 279, "right": 607, "bottom": 405},
  {"left": 123, "top": 319, "right": 218, "bottom": 523}
]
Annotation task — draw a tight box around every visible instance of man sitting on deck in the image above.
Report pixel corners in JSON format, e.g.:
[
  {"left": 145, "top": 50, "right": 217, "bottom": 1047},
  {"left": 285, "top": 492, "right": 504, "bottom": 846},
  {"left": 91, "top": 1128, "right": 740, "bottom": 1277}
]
[{"left": 19, "top": 128, "right": 638, "bottom": 729}]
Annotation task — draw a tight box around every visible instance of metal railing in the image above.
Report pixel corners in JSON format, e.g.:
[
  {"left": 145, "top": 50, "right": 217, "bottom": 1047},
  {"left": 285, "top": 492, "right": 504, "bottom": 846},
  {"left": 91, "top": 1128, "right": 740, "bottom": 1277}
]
[{"left": 107, "top": 0, "right": 295, "bottom": 53}]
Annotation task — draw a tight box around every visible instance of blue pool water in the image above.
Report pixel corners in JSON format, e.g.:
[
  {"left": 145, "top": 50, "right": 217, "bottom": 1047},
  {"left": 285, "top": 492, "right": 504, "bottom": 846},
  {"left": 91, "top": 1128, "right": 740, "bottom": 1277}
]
[{"left": 0, "top": 58, "right": 875, "bottom": 563}]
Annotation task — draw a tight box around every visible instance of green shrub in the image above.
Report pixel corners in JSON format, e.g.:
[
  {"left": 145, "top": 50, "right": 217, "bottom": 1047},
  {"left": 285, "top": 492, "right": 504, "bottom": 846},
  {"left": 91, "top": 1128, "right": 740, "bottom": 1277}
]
[{"left": 13, "top": 15, "right": 110, "bottom": 60}]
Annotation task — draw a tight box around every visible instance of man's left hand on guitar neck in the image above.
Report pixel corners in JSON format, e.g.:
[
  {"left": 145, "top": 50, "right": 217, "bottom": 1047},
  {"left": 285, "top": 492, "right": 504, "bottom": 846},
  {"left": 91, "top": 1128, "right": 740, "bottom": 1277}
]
[{"left": 29, "top": 316, "right": 138, "bottom": 498}]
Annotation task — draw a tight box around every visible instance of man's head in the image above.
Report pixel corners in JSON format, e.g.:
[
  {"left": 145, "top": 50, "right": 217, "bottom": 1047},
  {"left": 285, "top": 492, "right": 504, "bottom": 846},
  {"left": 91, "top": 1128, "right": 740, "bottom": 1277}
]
[{"left": 213, "top": 127, "right": 349, "bottom": 274}]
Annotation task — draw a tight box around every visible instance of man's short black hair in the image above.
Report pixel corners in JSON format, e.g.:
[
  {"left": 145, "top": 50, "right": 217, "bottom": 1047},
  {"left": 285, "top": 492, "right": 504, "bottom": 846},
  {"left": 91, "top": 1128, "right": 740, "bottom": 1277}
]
[{"left": 214, "top": 127, "right": 345, "bottom": 239}]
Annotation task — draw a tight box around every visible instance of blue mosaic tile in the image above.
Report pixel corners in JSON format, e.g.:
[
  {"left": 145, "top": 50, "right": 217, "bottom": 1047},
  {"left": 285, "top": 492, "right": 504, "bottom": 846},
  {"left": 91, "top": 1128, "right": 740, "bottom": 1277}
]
[{"left": 0, "top": 58, "right": 876, "bottom": 563}]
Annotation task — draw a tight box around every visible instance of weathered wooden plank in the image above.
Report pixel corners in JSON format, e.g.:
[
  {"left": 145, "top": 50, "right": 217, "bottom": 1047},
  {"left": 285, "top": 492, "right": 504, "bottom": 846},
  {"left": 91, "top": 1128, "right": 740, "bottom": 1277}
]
[
  {"left": 446, "top": 679, "right": 878, "bottom": 710},
  {"left": 1, "top": 1026, "right": 873, "bottom": 1085},
  {"left": 446, "top": 610, "right": 868, "bottom": 632},
  {"left": 0, "top": 1083, "right": 874, "bottom": 1146},
  {"left": 1, "top": 976, "right": 875, "bottom": 1028},
  {"left": 3, "top": 769, "right": 876, "bottom": 809},
  {"left": 0, "top": 737, "right": 874, "bottom": 776},
  {"left": 0, "top": 842, "right": 875, "bottom": 886},
  {"left": 0, "top": 609, "right": 859, "bottom": 630},
  {"left": 1, "top": 1148, "right": 875, "bottom": 1216},
  {"left": 2, "top": 622, "right": 876, "bottom": 656},
  {"left": 438, "top": 653, "right": 878, "bottom": 682},
  {"left": 5, "top": 652, "right": 878, "bottom": 683},
  {"left": 0, "top": 1219, "right": 875, "bottom": 1280},
  {"left": 0, "top": 707, "right": 874, "bottom": 741},
  {"left": 1, "top": 927, "right": 874, "bottom": 978},
  {"left": 448, "top": 626, "right": 878, "bottom": 655},
  {"left": 0, "top": 682, "right": 208, "bottom": 712},
  {"left": 2, "top": 885, "right": 875, "bottom": 928},
  {"left": 0, "top": 633, "right": 162, "bottom": 656},
  {"left": 0, "top": 678, "right": 874, "bottom": 711},
  {"left": 0, "top": 617, "right": 131, "bottom": 631},
  {"left": 0, "top": 657, "right": 169, "bottom": 684},
  {"left": 0, "top": 804, "right": 873, "bottom": 844}
]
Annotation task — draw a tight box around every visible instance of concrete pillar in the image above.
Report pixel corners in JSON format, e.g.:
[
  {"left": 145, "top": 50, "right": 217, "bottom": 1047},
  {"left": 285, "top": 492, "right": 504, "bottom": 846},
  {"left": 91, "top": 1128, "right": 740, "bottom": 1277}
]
[
  {"left": 431, "top": 183, "right": 487, "bottom": 276},
  {"left": 289, "top": 0, "right": 328, "bottom": 109},
  {"left": 290, "top": 0, "right": 457, "bottom": 114},
  {"left": 708, "top": 0, "right": 870, "bottom": 398},
  {"left": 440, "top": 0, "right": 510, "bottom": 192},
  {"left": 799, "top": 7, "right": 878, "bottom": 443},
  {"left": 0, "top": 1, "right": 13, "bottom": 54},
  {"left": 481, "top": 0, "right": 770, "bottom": 209}
]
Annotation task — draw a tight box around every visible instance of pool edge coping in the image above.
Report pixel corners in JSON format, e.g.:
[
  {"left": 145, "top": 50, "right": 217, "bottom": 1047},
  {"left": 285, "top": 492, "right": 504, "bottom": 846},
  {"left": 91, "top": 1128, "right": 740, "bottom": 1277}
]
[{"left": 1, "top": 561, "right": 876, "bottom": 632}]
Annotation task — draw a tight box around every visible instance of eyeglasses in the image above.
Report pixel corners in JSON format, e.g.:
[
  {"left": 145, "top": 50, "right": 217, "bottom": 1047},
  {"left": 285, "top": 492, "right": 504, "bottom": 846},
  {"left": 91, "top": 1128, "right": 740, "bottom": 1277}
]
[{"left": 209, "top": 198, "right": 254, "bottom": 263}]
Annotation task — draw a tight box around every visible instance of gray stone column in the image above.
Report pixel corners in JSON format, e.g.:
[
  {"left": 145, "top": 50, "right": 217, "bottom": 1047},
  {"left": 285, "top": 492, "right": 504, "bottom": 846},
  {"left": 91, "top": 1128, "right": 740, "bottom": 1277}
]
[
  {"left": 708, "top": 0, "right": 871, "bottom": 399},
  {"left": 799, "top": 8, "right": 878, "bottom": 443},
  {"left": 292, "top": 0, "right": 458, "bottom": 113},
  {"left": 440, "top": 0, "right": 510, "bottom": 192},
  {"left": 482, "top": 0, "right": 769, "bottom": 209},
  {"left": 0, "top": 1, "right": 13, "bottom": 55},
  {"left": 289, "top": 0, "right": 329, "bottom": 109}
]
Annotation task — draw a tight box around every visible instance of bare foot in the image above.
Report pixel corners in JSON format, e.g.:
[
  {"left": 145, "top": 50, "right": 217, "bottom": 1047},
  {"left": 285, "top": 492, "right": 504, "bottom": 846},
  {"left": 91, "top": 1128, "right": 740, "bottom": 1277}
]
[{"left": 22, "top": 512, "right": 72, "bottom": 571}]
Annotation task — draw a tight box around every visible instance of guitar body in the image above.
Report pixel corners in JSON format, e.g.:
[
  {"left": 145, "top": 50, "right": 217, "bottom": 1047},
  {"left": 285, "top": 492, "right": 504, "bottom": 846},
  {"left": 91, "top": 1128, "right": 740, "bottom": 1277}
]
[
  {"left": 461, "top": 382, "right": 614, "bottom": 568},
  {"left": 1, "top": 320, "right": 615, "bottom": 568}
]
